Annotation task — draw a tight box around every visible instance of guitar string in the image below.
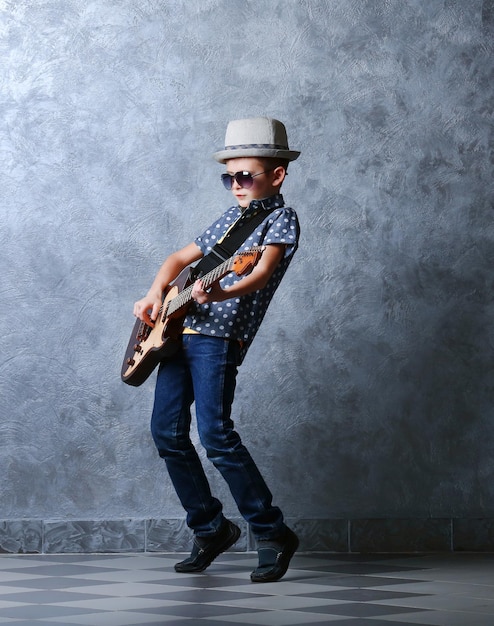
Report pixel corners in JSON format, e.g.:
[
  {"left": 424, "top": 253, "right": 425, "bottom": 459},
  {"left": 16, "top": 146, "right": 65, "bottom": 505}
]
[
  {"left": 166, "top": 257, "right": 233, "bottom": 316},
  {"left": 165, "top": 248, "right": 259, "bottom": 317}
]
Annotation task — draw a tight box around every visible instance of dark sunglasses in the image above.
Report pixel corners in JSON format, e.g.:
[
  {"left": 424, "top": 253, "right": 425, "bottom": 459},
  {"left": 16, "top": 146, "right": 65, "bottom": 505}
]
[{"left": 221, "top": 169, "right": 273, "bottom": 190}]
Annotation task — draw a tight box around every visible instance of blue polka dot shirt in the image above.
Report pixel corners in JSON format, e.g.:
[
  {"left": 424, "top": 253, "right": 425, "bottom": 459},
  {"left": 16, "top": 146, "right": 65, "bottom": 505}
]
[{"left": 184, "top": 194, "right": 300, "bottom": 362}]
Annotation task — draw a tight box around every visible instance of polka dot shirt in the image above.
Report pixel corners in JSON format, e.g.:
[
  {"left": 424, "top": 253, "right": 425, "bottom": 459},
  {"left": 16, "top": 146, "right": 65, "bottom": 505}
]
[{"left": 184, "top": 194, "right": 300, "bottom": 362}]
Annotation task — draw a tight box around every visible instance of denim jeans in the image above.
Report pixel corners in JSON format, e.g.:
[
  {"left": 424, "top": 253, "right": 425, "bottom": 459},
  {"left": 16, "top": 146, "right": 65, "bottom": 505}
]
[{"left": 151, "top": 334, "right": 285, "bottom": 539}]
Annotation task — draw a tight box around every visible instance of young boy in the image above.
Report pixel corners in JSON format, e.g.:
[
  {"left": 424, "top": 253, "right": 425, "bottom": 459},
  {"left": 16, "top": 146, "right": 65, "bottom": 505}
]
[{"left": 133, "top": 117, "right": 301, "bottom": 582}]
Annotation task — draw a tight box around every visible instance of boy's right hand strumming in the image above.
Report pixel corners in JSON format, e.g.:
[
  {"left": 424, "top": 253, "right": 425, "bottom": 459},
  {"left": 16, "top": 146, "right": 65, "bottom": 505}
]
[{"left": 133, "top": 293, "right": 161, "bottom": 327}]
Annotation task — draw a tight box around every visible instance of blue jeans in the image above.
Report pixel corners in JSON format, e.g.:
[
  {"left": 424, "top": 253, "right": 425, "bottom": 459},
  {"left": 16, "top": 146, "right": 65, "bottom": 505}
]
[{"left": 151, "top": 334, "right": 285, "bottom": 539}]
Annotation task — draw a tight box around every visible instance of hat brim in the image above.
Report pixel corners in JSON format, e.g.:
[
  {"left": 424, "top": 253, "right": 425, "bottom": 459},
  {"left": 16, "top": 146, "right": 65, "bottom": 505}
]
[{"left": 213, "top": 148, "right": 300, "bottom": 164}]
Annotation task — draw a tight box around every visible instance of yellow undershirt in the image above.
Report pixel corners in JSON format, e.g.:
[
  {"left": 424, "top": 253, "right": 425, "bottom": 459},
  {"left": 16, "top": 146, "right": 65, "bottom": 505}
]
[{"left": 182, "top": 327, "right": 199, "bottom": 335}]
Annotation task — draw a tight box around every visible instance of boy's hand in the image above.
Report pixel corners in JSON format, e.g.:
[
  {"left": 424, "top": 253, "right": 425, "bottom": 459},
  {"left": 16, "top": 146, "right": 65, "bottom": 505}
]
[
  {"left": 133, "top": 295, "right": 161, "bottom": 326},
  {"left": 191, "top": 279, "right": 224, "bottom": 304}
]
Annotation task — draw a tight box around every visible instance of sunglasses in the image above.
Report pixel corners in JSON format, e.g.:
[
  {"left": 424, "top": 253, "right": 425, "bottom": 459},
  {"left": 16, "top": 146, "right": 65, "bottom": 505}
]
[{"left": 221, "top": 169, "right": 273, "bottom": 190}]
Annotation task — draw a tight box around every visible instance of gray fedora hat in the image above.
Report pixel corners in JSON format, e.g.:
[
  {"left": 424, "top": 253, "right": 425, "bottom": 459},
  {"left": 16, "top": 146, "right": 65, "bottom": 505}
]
[{"left": 213, "top": 117, "right": 300, "bottom": 163}]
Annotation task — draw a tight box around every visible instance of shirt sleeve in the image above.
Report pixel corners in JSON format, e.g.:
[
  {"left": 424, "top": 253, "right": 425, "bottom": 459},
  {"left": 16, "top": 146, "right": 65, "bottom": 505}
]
[{"left": 245, "top": 207, "right": 300, "bottom": 257}]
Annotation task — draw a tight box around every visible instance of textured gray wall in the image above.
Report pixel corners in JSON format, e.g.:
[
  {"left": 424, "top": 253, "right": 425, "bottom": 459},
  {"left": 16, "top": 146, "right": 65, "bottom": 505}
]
[{"left": 1, "top": 0, "right": 493, "bottom": 552}]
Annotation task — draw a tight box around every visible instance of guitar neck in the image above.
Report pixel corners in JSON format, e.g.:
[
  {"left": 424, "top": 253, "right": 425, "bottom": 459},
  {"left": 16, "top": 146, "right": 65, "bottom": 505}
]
[{"left": 166, "top": 256, "right": 235, "bottom": 316}]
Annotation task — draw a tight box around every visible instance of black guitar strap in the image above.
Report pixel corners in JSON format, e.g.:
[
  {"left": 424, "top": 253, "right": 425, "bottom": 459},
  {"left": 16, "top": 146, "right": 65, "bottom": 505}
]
[{"left": 191, "top": 207, "right": 273, "bottom": 278}]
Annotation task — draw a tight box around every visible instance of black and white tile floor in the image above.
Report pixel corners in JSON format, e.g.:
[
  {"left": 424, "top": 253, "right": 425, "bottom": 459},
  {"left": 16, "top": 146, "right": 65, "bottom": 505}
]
[{"left": 0, "top": 552, "right": 492, "bottom": 625}]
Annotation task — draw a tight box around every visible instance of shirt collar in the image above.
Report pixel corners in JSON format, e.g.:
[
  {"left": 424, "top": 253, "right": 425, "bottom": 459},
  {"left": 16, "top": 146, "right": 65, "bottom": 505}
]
[{"left": 239, "top": 193, "right": 285, "bottom": 216}]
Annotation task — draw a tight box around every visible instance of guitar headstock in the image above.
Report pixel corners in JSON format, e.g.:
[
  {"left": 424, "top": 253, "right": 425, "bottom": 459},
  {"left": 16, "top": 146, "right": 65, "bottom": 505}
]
[{"left": 232, "top": 246, "right": 266, "bottom": 276}]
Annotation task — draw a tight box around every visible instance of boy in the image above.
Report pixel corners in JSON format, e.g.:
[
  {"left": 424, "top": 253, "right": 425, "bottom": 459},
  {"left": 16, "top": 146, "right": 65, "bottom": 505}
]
[{"left": 133, "top": 117, "right": 300, "bottom": 582}]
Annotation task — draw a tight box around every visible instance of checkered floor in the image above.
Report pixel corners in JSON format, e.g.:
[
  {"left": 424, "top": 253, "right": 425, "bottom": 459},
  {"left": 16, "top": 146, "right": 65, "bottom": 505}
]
[{"left": 0, "top": 552, "right": 492, "bottom": 625}]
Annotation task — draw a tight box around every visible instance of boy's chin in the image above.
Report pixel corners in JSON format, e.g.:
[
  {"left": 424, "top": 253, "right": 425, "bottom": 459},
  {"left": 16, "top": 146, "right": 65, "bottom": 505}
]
[{"left": 235, "top": 197, "right": 249, "bottom": 208}]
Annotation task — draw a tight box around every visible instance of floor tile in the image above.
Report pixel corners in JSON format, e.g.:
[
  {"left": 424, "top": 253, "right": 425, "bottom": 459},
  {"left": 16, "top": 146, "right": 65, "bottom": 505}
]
[{"left": 0, "top": 552, "right": 491, "bottom": 625}]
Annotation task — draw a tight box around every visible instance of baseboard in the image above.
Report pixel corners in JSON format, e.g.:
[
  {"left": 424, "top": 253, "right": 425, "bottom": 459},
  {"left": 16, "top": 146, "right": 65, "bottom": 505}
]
[{"left": 0, "top": 518, "right": 493, "bottom": 554}]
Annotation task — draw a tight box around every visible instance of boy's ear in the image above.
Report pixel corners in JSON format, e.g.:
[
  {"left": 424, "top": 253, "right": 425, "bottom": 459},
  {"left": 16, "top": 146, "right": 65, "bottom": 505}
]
[{"left": 272, "top": 166, "right": 286, "bottom": 186}]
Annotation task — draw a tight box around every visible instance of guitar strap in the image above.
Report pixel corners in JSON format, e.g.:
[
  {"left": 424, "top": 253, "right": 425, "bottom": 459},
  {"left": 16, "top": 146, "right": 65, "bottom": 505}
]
[{"left": 191, "top": 206, "right": 273, "bottom": 278}]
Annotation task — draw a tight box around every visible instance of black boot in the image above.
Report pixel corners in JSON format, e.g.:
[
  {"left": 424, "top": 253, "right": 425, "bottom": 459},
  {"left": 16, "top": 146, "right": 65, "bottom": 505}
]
[
  {"left": 251, "top": 527, "right": 299, "bottom": 582},
  {"left": 175, "top": 519, "right": 241, "bottom": 573}
]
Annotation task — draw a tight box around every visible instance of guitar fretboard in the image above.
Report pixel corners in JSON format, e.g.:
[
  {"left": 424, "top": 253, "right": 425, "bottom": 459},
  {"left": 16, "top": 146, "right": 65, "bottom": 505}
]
[{"left": 165, "top": 256, "right": 236, "bottom": 317}]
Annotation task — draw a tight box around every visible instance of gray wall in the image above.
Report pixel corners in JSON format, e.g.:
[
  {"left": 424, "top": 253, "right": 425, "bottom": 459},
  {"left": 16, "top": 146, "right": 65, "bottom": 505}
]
[{"left": 1, "top": 0, "right": 493, "bottom": 553}]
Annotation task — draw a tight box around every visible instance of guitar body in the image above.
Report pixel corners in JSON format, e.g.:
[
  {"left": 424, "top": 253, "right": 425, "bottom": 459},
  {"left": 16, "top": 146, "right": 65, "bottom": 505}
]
[
  {"left": 121, "top": 267, "right": 192, "bottom": 387},
  {"left": 121, "top": 246, "right": 265, "bottom": 387}
]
